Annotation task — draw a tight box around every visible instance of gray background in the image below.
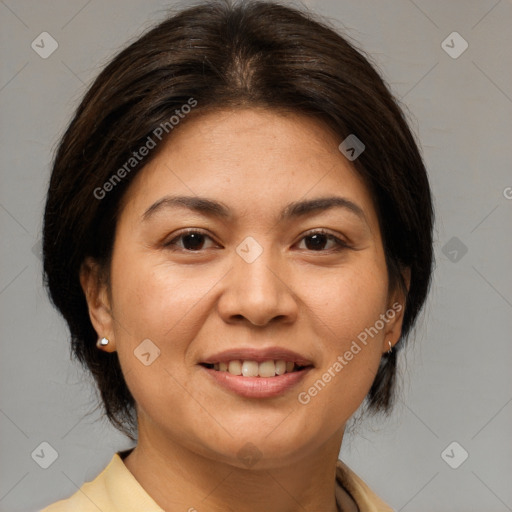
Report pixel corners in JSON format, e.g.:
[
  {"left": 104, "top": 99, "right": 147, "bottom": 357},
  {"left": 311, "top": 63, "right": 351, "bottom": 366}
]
[{"left": 1, "top": 0, "right": 511, "bottom": 511}]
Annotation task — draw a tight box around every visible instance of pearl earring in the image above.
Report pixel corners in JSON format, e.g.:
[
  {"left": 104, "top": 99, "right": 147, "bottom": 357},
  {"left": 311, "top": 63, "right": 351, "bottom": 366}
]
[
  {"left": 387, "top": 340, "right": 393, "bottom": 354},
  {"left": 97, "top": 337, "right": 109, "bottom": 348}
]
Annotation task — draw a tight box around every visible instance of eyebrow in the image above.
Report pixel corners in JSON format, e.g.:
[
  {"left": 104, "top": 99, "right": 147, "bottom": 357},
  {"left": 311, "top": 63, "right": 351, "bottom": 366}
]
[{"left": 142, "top": 195, "right": 368, "bottom": 225}]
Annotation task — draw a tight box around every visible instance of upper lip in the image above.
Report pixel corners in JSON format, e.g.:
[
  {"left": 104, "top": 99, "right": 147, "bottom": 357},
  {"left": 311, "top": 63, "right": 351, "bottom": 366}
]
[{"left": 200, "top": 347, "right": 314, "bottom": 367}]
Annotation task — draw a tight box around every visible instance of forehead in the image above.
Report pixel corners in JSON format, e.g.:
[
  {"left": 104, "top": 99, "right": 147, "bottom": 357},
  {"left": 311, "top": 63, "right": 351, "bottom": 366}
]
[{"left": 117, "top": 108, "right": 378, "bottom": 229}]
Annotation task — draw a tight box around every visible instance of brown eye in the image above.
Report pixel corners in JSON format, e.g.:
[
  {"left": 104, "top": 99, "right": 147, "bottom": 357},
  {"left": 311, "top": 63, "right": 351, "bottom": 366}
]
[
  {"left": 297, "top": 230, "right": 349, "bottom": 251},
  {"left": 165, "top": 230, "right": 216, "bottom": 251}
]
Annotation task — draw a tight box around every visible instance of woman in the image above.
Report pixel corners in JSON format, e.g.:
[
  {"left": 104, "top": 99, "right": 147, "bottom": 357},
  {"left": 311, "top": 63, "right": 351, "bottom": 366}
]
[{"left": 41, "top": 1, "right": 434, "bottom": 510}]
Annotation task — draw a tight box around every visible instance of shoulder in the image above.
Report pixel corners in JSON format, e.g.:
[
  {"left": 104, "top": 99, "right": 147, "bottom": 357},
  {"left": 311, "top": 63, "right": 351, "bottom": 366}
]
[
  {"left": 39, "top": 454, "right": 118, "bottom": 512},
  {"left": 39, "top": 465, "right": 111, "bottom": 512},
  {"left": 335, "top": 459, "right": 396, "bottom": 512},
  {"left": 40, "top": 450, "right": 164, "bottom": 512}
]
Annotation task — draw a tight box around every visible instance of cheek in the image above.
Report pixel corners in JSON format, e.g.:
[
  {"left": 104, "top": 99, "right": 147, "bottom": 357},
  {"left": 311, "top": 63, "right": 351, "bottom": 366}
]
[
  {"left": 110, "top": 251, "right": 218, "bottom": 343},
  {"left": 296, "top": 260, "right": 388, "bottom": 411},
  {"left": 108, "top": 255, "right": 221, "bottom": 417},
  {"left": 304, "top": 259, "right": 389, "bottom": 346}
]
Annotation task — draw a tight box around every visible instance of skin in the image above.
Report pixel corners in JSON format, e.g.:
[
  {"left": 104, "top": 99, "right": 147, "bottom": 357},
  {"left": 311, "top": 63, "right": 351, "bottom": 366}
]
[{"left": 81, "top": 108, "right": 409, "bottom": 512}]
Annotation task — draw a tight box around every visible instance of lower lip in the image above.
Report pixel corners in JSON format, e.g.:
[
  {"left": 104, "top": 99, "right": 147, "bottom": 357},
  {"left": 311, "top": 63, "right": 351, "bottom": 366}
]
[{"left": 200, "top": 366, "right": 312, "bottom": 398}]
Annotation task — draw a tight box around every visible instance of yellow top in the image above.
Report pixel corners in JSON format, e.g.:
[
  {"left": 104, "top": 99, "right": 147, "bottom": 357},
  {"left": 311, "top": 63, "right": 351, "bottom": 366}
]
[{"left": 40, "top": 450, "right": 394, "bottom": 512}]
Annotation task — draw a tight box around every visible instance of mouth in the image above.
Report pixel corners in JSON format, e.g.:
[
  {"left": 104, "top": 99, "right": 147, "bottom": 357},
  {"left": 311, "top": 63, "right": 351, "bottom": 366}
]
[
  {"left": 199, "top": 360, "right": 311, "bottom": 378},
  {"left": 198, "top": 348, "right": 314, "bottom": 398}
]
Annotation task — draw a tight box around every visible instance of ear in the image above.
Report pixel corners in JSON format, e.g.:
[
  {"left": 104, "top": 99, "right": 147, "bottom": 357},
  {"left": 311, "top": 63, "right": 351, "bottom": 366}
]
[
  {"left": 79, "top": 257, "right": 116, "bottom": 352},
  {"left": 382, "top": 267, "right": 411, "bottom": 354}
]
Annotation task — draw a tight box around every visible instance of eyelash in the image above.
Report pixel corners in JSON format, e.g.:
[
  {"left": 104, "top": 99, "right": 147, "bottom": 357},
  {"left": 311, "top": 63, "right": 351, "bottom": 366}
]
[{"left": 164, "top": 228, "right": 351, "bottom": 252}]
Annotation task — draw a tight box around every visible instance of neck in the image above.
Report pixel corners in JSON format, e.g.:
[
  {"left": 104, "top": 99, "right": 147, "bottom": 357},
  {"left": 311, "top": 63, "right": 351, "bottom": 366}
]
[{"left": 123, "top": 423, "right": 347, "bottom": 512}]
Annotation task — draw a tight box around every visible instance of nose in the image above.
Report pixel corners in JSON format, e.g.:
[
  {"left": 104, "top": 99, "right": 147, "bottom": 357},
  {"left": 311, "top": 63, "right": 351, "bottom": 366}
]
[{"left": 217, "top": 244, "right": 299, "bottom": 327}]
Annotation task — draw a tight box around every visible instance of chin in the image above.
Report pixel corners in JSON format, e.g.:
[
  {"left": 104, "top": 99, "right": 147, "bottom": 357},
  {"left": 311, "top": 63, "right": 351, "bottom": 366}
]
[{"left": 198, "top": 426, "right": 321, "bottom": 471}]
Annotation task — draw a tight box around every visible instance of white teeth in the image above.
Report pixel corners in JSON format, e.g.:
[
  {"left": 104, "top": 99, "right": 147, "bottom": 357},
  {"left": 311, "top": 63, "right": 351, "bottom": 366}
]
[
  {"left": 258, "top": 360, "right": 276, "bottom": 378},
  {"left": 228, "top": 360, "right": 242, "bottom": 375},
  {"left": 212, "top": 359, "right": 300, "bottom": 377},
  {"left": 242, "top": 360, "right": 259, "bottom": 377},
  {"left": 275, "top": 360, "right": 286, "bottom": 375}
]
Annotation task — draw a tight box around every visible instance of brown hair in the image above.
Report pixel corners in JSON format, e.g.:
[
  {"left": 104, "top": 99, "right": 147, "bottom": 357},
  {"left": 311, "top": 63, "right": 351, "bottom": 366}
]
[{"left": 43, "top": 0, "right": 434, "bottom": 440}]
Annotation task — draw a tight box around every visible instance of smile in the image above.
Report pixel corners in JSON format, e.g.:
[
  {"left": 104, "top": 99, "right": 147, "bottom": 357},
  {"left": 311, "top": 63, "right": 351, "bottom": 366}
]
[{"left": 201, "top": 359, "right": 309, "bottom": 378}]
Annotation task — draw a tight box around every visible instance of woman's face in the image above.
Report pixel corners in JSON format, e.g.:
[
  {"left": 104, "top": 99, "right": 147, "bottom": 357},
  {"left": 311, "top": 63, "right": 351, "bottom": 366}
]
[{"left": 85, "top": 108, "right": 406, "bottom": 468}]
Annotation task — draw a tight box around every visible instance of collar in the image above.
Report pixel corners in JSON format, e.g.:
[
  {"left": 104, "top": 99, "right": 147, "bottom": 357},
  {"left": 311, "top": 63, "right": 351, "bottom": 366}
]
[{"left": 92, "top": 450, "right": 393, "bottom": 512}]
